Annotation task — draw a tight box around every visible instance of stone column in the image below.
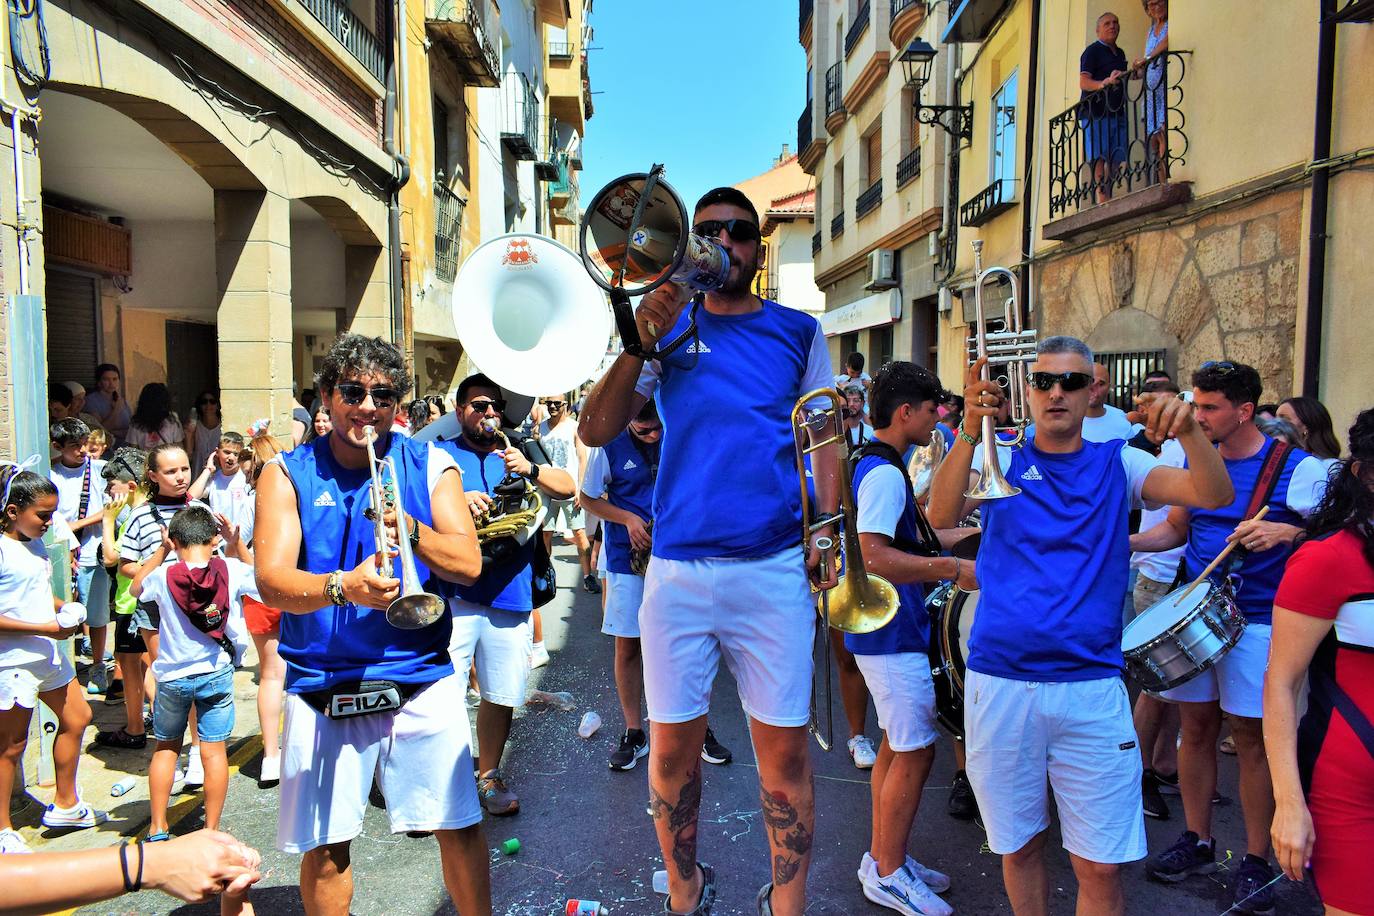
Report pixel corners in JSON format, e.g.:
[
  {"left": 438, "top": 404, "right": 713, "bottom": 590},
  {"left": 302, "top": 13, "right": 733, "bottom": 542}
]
[
  {"left": 344, "top": 244, "right": 391, "bottom": 339},
  {"left": 215, "top": 190, "right": 294, "bottom": 436}
]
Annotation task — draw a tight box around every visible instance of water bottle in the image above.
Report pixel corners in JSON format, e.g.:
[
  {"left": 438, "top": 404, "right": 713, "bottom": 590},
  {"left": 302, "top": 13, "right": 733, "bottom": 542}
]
[
  {"left": 528, "top": 689, "right": 576, "bottom": 711},
  {"left": 653, "top": 869, "right": 669, "bottom": 895},
  {"left": 577, "top": 711, "right": 602, "bottom": 738},
  {"left": 566, "top": 902, "right": 608, "bottom": 916},
  {"left": 110, "top": 776, "right": 138, "bottom": 797}
]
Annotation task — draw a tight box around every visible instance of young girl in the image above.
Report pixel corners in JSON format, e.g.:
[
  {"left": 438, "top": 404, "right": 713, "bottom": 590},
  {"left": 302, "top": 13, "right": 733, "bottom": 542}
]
[{"left": 0, "top": 463, "right": 107, "bottom": 853}]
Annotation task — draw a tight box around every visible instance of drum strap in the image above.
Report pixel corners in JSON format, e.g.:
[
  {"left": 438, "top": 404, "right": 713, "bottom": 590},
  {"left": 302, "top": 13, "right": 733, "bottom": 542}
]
[
  {"left": 1308, "top": 665, "right": 1374, "bottom": 762},
  {"left": 852, "top": 440, "right": 942, "bottom": 557},
  {"left": 1223, "top": 439, "right": 1295, "bottom": 577}
]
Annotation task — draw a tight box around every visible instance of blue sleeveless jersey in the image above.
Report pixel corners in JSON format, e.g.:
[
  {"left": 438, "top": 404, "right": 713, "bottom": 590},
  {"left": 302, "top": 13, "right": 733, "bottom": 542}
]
[
  {"left": 972, "top": 438, "right": 1134, "bottom": 681},
  {"left": 433, "top": 437, "right": 535, "bottom": 612},
  {"left": 844, "top": 451, "right": 929, "bottom": 656},
  {"left": 278, "top": 434, "right": 452, "bottom": 692},
  {"left": 601, "top": 431, "right": 657, "bottom": 575}
]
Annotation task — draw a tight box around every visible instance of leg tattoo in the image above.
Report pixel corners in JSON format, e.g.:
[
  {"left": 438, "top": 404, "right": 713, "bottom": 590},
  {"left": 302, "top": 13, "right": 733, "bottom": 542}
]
[
  {"left": 761, "top": 789, "right": 813, "bottom": 887},
  {"left": 650, "top": 764, "right": 703, "bottom": 880}
]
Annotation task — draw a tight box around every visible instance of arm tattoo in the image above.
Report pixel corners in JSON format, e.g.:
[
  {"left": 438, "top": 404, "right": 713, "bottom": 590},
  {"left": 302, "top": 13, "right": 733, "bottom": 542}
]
[
  {"left": 761, "top": 789, "right": 813, "bottom": 887},
  {"left": 649, "top": 764, "right": 703, "bottom": 880}
]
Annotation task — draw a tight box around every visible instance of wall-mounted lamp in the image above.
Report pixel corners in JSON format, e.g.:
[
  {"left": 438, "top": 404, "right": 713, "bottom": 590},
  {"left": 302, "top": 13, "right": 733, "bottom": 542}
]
[{"left": 898, "top": 38, "right": 974, "bottom": 143}]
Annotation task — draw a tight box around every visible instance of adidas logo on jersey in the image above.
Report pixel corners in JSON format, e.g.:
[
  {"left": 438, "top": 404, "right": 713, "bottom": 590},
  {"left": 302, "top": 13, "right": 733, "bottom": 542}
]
[
  {"left": 685, "top": 340, "right": 712, "bottom": 354},
  {"left": 1020, "top": 465, "right": 1043, "bottom": 481},
  {"left": 313, "top": 491, "right": 337, "bottom": 507},
  {"left": 622, "top": 458, "right": 638, "bottom": 470}
]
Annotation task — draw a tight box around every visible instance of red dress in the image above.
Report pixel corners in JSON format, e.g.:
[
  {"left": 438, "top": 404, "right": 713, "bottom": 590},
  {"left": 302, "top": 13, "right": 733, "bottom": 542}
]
[{"left": 1275, "top": 529, "right": 1374, "bottom": 915}]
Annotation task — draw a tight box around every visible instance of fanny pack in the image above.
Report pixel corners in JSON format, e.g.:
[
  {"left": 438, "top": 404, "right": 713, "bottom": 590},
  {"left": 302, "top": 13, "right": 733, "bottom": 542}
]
[{"left": 299, "top": 679, "right": 433, "bottom": 720}]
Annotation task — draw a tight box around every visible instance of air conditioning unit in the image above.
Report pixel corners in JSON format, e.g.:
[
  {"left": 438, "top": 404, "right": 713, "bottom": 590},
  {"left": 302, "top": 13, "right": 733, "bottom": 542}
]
[{"left": 865, "top": 248, "right": 897, "bottom": 290}]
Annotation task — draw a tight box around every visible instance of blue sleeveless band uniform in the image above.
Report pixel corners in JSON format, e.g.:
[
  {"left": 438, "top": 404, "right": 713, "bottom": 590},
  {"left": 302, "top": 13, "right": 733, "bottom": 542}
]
[
  {"left": 433, "top": 437, "right": 535, "bottom": 612},
  {"left": 277, "top": 434, "right": 451, "bottom": 693},
  {"left": 973, "top": 438, "right": 1148, "bottom": 681},
  {"left": 600, "top": 430, "right": 657, "bottom": 575},
  {"left": 845, "top": 443, "right": 934, "bottom": 656}
]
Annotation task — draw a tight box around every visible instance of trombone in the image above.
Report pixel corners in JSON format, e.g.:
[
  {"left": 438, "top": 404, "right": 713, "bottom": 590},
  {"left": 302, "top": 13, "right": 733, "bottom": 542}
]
[
  {"left": 791, "top": 389, "right": 900, "bottom": 750},
  {"left": 363, "top": 426, "right": 447, "bottom": 630},
  {"left": 965, "top": 240, "right": 1037, "bottom": 500}
]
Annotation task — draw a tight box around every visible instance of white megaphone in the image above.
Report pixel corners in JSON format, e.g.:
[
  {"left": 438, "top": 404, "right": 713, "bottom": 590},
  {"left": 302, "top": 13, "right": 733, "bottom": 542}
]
[
  {"left": 450, "top": 233, "right": 612, "bottom": 397},
  {"left": 579, "top": 164, "right": 729, "bottom": 360}
]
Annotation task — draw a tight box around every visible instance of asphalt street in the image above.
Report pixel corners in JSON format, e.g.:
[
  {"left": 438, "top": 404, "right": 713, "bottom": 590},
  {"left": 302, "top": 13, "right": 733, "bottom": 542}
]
[{"left": 65, "top": 545, "right": 1324, "bottom": 916}]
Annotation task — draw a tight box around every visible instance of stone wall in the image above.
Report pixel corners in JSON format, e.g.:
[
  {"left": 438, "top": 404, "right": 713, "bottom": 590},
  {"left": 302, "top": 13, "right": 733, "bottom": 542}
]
[{"left": 1035, "top": 187, "right": 1303, "bottom": 399}]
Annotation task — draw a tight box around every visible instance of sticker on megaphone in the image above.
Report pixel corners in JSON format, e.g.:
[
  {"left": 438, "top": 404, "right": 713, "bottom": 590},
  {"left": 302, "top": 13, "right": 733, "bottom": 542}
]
[{"left": 628, "top": 228, "right": 728, "bottom": 293}]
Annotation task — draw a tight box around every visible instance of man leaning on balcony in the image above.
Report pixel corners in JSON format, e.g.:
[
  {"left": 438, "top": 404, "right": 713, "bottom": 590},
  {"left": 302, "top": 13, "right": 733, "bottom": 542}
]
[{"left": 1080, "top": 12, "right": 1129, "bottom": 205}]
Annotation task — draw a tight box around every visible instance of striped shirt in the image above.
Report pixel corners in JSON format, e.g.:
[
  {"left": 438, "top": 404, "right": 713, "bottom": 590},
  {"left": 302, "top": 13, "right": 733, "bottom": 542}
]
[{"left": 117, "top": 499, "right": 217, "bottom": 567}]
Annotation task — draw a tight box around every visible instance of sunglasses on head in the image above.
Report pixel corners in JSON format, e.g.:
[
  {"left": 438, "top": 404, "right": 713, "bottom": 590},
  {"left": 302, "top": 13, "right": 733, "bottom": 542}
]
[
  {"left": 692, "top": 219, "right": 760, "bottom": 243},
  {"left": 468, "top": 398, "right": 507, "bottom": 414},
  {"left": 1201, "top": 360, "right": 1237, "bottom": 374},
  {"left": 335, "top": 381, "right": 401, "bottom": 409},
  {"left": 1028, "top": 371, "right": 1093, "bottom": 392}
]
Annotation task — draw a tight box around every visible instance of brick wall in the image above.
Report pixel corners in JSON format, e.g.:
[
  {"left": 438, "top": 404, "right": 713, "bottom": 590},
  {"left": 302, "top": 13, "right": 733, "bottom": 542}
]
[{"left": 184, "top": 0, "right": 384, "bottom": 145}]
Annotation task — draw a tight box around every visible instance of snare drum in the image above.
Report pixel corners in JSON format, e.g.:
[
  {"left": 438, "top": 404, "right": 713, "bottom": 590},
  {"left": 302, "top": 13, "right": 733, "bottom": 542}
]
[
  {"left": 1122, "top": 581, "right": 1245, "bottom": 692},
  {"left": 928, "top": 583, "right": 979, "bottom": 739}
]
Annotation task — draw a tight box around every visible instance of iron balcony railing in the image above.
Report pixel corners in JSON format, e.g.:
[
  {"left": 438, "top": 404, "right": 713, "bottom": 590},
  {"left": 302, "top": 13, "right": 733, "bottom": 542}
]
[
  {"left": 501, "top": 72, "right": 539, "bottom": 160},
  {"left": 798, "top": 105, "right": 813, "bottom": 152},
  {"left": 800, "top": 0, "right": 814, "bottom": 36},
  {"left": 891, "top": 0, "right": 922, "bottom": 18},
  {"left": 896, "top": 147, "right": 921, "bottom": 187},
  {"left": 434, "top": 182, "right": 466, "bottom": 283},
  {"left": 549, "top": 41, "right": 575, "bottom": 60},
  {"left": 825, "top": 62, "right": 844, "bottom": 119},
  {"left": 812, "top": 231, "right": 822, "bottom": 254},
  {"left": 1048, "top": 51, "right": 1188, "bottom": 218},
  {"left": 830, "top": 211, "right": 845, "bottom": 239},
  {"left": 300, "top": 0, "right": 385, "bottom": 81},
  {"left": 845, "top": 0, "right": 871, "bottom": 56},
  {"left": 960, "top": 178, "right": 1016, "bottom": 227},
  {"left": 856, "top": 179, "right": 883, "bottom": 219}
]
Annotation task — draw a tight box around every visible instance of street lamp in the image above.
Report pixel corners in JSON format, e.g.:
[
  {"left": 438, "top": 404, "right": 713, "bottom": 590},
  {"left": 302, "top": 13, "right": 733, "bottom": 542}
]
[{"left": 899, "top": 38, "right": 974, "bottom": 143}]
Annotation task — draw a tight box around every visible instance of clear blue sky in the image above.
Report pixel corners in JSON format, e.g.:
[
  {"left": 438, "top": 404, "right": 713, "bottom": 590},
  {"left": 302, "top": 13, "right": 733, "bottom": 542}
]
[{"left": 579, "top": 0, "right": 808, "bottom": 214}]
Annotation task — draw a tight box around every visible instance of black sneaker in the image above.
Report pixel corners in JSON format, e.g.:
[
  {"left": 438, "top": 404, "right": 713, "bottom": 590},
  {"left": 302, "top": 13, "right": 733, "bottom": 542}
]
[
  {"left": 1142, "top": 769, "right": 1170, "bottom": 820},
  {"left": 948, "top": 769, "right": 978, "bottom": 821},
  {"left": 609, "top": 729, "right": 648, "bottom": 771},
  {"left": 1153, "top": 769, "right": 1180, "bottom": 795},
  {"left": 1230, "top": 854, "right": 1277, "bottom": 915},
  {"left": 700, "top": 728, "right": 732, "bottom": 765},
  {"left": 582, "top": 574, "right": 602, "bottom": 594},
  {"left": 1147, "top": 831, "right": 1216, "bottom": 882}
]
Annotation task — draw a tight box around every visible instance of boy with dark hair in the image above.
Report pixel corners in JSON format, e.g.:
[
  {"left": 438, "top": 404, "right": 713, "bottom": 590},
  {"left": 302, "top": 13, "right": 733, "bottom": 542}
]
[
  {"left": 836, "top": 352, "right": 872, "bottom": 392},
  {"left": 190, "top": 432, "right": 250, "bottom": 530},
  {"left": 130, "top": 506, "right": 256, "bottom": 842},
  {"left": 49, "top": 418, "right": 113, "bottom": 692},
  {"left": 48, "top": 383, "right": 73, "bottom": 422}
]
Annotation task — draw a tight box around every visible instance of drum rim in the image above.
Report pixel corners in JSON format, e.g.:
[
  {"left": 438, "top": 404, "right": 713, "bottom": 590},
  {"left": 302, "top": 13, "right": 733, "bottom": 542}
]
[{"left": 1122, "top": 584, "right": 1238, "bottom": 654}]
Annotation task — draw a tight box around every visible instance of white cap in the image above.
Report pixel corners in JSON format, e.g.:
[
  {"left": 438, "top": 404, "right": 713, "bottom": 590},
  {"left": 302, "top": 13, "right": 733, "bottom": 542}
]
[{"left": 64, "top": 381, "right": 86, "bottom": 398}]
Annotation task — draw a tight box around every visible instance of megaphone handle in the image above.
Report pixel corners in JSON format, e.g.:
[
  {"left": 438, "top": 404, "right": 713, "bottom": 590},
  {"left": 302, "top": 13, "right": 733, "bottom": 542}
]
[{"left": 610, "top": 287, "right": 649, "bottom": 358}]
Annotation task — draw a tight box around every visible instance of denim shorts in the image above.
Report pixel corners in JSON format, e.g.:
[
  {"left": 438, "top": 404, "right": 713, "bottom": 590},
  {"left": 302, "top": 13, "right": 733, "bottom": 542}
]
[
  {"left": 76, "top": 564, "right": 111, "bottom": 627},
  {"left": 152, "top": 665, "right": 235, "bottom": 742}
]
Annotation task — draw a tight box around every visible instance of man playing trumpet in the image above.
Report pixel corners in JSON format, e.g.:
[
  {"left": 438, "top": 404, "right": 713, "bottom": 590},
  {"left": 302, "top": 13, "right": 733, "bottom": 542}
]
[{"left": 254, "top": 334, "right": 489, "bottom": 916}]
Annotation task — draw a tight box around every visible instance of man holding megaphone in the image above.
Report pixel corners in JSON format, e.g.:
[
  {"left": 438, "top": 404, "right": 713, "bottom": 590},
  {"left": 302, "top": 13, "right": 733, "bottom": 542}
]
[{"left": 581, "top": 186, "right": 840, "bottom": 916}]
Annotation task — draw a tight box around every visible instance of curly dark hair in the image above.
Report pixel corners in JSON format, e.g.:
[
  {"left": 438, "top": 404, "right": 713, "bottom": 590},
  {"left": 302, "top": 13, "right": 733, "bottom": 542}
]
[
  {"left": 869, "top": 361, "right": 948, "bottom": 428},
  {"left": 1191, "top": 361, "right": 1262, "bottom": 408},
  {"left": 1301, "top": 407, "right": 1374, "bottom": 568},
  {"left": 314, "top": 333, "right": 413, "bottom": 399}
]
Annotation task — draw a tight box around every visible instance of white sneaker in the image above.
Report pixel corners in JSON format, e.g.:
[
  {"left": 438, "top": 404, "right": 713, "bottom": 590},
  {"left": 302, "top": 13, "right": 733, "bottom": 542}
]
[
  {"left": 41, "top": 799, "right": 109, "bottom": 830},
  {"left": 848, "top": 735, "right": 877, "bottom": 769},
  {"left": 172, "top": 768, "right": 186, "bottom": 795},
  {"left": 0, "top": 827, "right": 32, "bottom": 854},
  {"left": 184, "top": 748, "right": 204, "bottom": 788},
  {"left": 860, "top": 851, "right": 951, "bottom": 894},
  {"left": 259, "top": 755, "right": 281, "bottom": 785},
  {"left": 862, "top": 863, "right": 954, "bottom": 916},
  {"left": 530, "top": 642, "right": 550, "bottom": 670}
]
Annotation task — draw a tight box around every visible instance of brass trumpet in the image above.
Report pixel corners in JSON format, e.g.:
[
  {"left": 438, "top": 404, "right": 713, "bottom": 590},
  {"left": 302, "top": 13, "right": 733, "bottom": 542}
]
[
  {"left": 965, "top": 240, "right": 1037, "bottom": 500},
  {"left": 363, "top": 426, "right": 447, "bottom": 630},
  {"left": 792, "top": 388, "right": 901, "bottom": 750}
]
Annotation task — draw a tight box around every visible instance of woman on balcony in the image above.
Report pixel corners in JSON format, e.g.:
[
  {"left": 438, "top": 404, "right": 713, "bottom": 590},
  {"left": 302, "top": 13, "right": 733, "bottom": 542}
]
[{"left": 1134, "top": 0, "right": 1169, "bottom": 183}]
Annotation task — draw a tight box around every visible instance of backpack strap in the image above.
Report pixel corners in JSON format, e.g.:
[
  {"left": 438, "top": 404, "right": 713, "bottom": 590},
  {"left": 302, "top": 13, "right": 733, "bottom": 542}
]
[{"left": 852, "top": 440, "right": 942, "bottom": 557}]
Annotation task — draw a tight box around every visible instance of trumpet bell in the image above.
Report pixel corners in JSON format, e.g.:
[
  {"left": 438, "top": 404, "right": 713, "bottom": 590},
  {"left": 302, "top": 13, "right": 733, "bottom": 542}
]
[
  {"left": 385, "top": 592, "right": 447, "bottom": 630},
  {"left": 966, "top": 459, "right": 1023, "bottom": 500},
  {"left": 452, "top": 233, "right": 612, "bottom": 397},
  {"left": 828, "top": 573, "right": 901, "bottom": 635}
]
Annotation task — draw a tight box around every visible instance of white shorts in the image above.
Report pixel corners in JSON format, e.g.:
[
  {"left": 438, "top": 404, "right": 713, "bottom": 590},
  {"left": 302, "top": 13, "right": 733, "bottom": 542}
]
[
  {"left": 0, "top": 653, "right": 75, "bottom": 710},
  {"left": 596, "top": 539, "right": 608, "bottom": 578},
  {"left": 640, "top": 548, "right": 814, "bottom": 728},
  {"left": 965, "top": 670, "right": 1146, "bottom": 863},
  {"left": 602, "top": 571, "right": 644, "bottom": 638},
  {"left": 448, "top": 599, "right": 531, "bottom": 707},
  {"left": 853, "top": 652, "right": 940, "bottom": 752},
  {"left": 546, "top": 498, "right": 585, "bottom": 536},
  {"left": 1156, "top": 621, "right": 1270, "bottom": 718},
  {"left": 276, "top": 672, "right": 479, "bottom": 853}
]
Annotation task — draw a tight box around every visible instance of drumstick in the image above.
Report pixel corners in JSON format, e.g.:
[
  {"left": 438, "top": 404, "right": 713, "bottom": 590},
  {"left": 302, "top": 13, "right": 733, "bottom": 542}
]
[{"left": 1172, "top": 505, "right": 1270, "bottom": 606}]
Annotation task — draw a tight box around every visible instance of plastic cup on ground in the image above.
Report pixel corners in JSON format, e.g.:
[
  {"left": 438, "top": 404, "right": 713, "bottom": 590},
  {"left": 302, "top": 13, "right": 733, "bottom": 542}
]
[{"left": 577, "top": 711, "right": 602, "bottom": 738}]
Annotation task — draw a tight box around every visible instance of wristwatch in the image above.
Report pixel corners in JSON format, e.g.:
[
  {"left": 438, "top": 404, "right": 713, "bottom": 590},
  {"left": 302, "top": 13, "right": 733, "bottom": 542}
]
[
  {"left": 524, "top": 463, "right": 541, "bottom": 481},
  {"left": 408, "top": 517, "right": 421, "bottom": 548}
]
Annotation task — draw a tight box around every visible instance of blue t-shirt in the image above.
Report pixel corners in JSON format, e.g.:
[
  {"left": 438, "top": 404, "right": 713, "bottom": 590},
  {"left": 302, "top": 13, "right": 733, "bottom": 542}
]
[
  {"left": 636, "top": 299, "right": 834, "bottom": 560},
  {"left": 1080, "top": 40, "right": 1128, "bottom": 115},
  {"left": 433, "top": 436, "right": 537, "bottom": 613},
  {"left": 1184, "top": 439, "right": 1326, "bottom": 625},
  {"left": 581, "top": 431, "right": 657, "bottom": 575},
  {"left": 277, "top": 434, "right": 453, "bottom": 692},
  {"left": 971, "top": 437, "right": 1159, "bottom": 681},
  {"left": 844, "top": 451, "right": 929, "bottom": 656}
]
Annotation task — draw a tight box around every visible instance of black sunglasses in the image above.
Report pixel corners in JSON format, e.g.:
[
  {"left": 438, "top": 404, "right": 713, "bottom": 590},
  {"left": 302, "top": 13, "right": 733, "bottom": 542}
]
[
  {"left": 630, "top": 422, "right": 662, "bottom": 435},
  {"left": 692, "top": 219, "right": 760, "bottom": 243},
  {"left": 335, "top": 381, "right": 401, "bottom": 409},
  {"left": 1028, "top": 371, "right": 1093, "bottom": 392},
  {"left": 468, "top": 398, "right": 507, "bottom": 414},
  {"left": 543, "top": 400, "right": 566, "bottom": 409},
  {"left": 1200, "top": 360, "right": 1237, "bottom": 374}
]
